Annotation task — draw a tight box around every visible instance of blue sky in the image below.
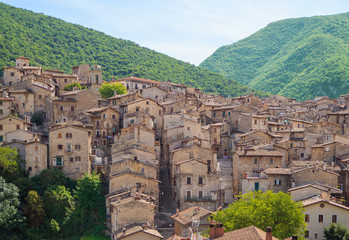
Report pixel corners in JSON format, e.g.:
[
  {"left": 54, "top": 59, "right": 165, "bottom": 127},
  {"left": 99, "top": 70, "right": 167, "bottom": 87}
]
[{"left": 1, "top": 0, "right": 349, "bottom": 65}]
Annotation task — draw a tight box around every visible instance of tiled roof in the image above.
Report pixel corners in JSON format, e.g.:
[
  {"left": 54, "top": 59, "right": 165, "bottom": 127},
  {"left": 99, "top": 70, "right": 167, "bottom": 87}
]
[
  {"left": 171, "top": 206, "right": 211, "bottom": 226},
  {"left": 114, "top": 76, "right": 160, "bottom": 84},
  {"left": 214, "top": 225, "right": 279, "bottom": 240},
  {"left": 263, "top": 168, "right": 291, "bottom": 175},
  {"left": 235, "top": 149, "right": 283, "bottom": 157},
  {"left": 117, "top": 225, "right": 163, "bottom": 239}
]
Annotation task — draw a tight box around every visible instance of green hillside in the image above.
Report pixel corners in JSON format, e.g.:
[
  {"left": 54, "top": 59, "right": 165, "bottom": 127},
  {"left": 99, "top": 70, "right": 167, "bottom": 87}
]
[
  {"left": 200, "top": 13, "right": 349, "bottom": 100},
  {"left": 0, "top": 2, "right": 260, "bottom": 97}
]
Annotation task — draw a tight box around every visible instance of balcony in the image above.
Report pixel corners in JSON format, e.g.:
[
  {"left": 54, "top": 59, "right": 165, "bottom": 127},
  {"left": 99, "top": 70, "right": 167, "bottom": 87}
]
[
  {"left": 244, "top": 172, "right": 267, "bottom": 179},
  {"left": 185, "top": 196, "right": 216, "bottom": 202}
]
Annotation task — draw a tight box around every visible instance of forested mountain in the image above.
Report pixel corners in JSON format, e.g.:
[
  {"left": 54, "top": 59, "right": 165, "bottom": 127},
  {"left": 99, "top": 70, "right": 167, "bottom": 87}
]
[
  {"left": 200, "top": 12, "right": 349, "bottom": 101},
  {"left": 0, "top": 2, "right": 260, "bottom": 97}
]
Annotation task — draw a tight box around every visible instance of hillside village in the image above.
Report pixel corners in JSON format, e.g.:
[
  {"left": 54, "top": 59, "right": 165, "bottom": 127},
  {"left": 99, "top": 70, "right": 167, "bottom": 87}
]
[{"left": 2, "top": 57, "right": 349, "bottom": 239}]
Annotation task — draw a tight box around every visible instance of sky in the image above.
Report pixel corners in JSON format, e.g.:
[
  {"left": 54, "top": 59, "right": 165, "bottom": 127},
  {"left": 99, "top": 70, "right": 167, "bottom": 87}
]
[{"left": 1, "top": 0, "right": 349, "bottom": 65}]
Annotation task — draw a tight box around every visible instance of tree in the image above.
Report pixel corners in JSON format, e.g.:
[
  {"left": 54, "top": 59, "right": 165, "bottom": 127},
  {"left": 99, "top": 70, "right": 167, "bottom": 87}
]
[
  {"left": 63, "top": 173, "right": 105, "bottom": 237},
  {"left": 212, "top": 191, "right": 306, "bottom": 239},
  {"left": 0, "top": 176, "right": 26, "bottom": 240},
  {"left": 324, "top": 223, "right": 349, "bottom": 240},
  {"left": 0, "top": 146, "right": 22, "bottom": 180},
  {"left": 0, "top": 176, "right": 20, "bottom": 226},
  {"left": 23, "top": 190, "right": 46, "bottom": 228},
  {"left": 44, "top": 185, "right": 74, "bottom": 225},
  {"left": 63, "top": 82, "right": 85, "bottom": 91},
  {"left": 98, "top": 82, "right": 127, "bottom": 98}
]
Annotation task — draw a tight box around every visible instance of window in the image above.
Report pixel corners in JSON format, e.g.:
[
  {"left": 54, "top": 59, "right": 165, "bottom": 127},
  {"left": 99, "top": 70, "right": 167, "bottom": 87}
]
[
  {"left": 35, "top": 146, "right": 38, "bottom": 151},
  {"left": 187, "top": 127, "right": 190, "bottom": 130},
  {"left": 0, "top": 125, "right": 2, "bottom": 130},
  {"left": 76, "top": 167, "right": 80, "bottom": 171},
  {"left": 332, "top": 215, "right": 337, "bottom": 223},
  {"left": 198, "top": 190, "right": 204, "bottom": 200},
  {"left": 39, "top": 95, "right": 42, "bottom": 99},
  {"left": 75, "top": 156, "right": 80, "bottom": 162},
  {"left": 71, "top": 106, "right": 75, "bottom": 112},
  {"left": 305, "top": 214, "right": 310, "bottom": 222},
  {"left": 64, "top": 78, "right": 67, "bottom": 83},
  {"left": 96, "top": 120, "right": 100, "bottom": 126},
  {"left": 66, "top": 144, "right": 72, "bottom": 152},
  {"left": 186, "top": 190, "right": 191, "bottom": 200},
  {"left": 16, "top": 125, "right": 20, "bottom": 130},
  {"left": 146, "top": 101, "right": 149, "bottom": 105},
  {"left": 75, "top": 145, "right": 81, "bottom": 151},
  {"left": 269, "top": 158, "right": 274, "bottom": 164},
  {"left": 60, "top": 106, "right": 63, "bottom": 111},
  {"left": 254, "top": 119, "right": 257, "bottom": 124},
  {"left": 56, "top": 157, "right": 63, "bottom": 166},
  {"left": 112, "top": 114, "right": 115, "bottom": 120},
  {"left": 95, "top": 75, "right": 99, "bottom": 83},
  {"left": 103, "top": 114, "right": 106, "bottom": 119},
  {"left": 187, "top": 177, "right": 191, "bottom": 184},
  {"left": 189, "top": 153, "right": 194, "bottom": 159},
  {"left": 274, "top": 179, "right": 281, "bottom": 185},
  {"left": 305, "top": 230, "right": 309, "bottom": 238},
  {"left": 142, "top": 84, "right": 146, "bottom": 88},
  {"left": 0, "top": 101, "right": 2, "bottom": 105},
  {"left": 228, "top": 111, "right": 231, "bottom": 116},
  {"left": 58, "top": 133, "right": 62, "bottom": 138},
  {"left": 57, "top": 145, "right": 63, "bottom": 150},
  {"left": 70, "top": 157, "right": 74, "bottom": 162},
  {"left": 290, "top": 143, "right": 294, "bottom": 148},
  {"left": 66, "top": 133, "right": 72, "bottom": 138},
  {"left": 198, "top": 177, "right": 203, "bottom": 185},
  {"left": 136, "top": 107, "right": 139, "bottom": 112},
  {"left": 213, "top": 112, "right": 216, "bottom": 117},
  {"left": 223, "top": 111, "right": 225, "bottom": 117},
  {"left": 0, "top": 136, "right": 3, "bottom": 142},
  {"left": 10, "top": 72, "right": 14, "bottom": 77},
  {"left": 314, "top": 233, "right": 318, "bottom": 239},
  {"left": 135, "top": 84, "right": 138, "bottom": 90},
  {"left": 318, "top": 214, "right": 323, "bottom": 223},
  {"left": 141, "top": 168, "right": 145, "bottom": 174},
  {"left": 253, "top": 157, "right": 258, "bottom": 164}
]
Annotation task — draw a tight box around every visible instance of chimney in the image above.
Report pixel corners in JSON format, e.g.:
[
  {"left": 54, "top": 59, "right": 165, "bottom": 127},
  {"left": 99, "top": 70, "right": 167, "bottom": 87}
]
[
  {"left": 209, "top": 218, "right": 224, "bottom": 239},
  {"left": 266, "top": 226, "right": 272, "bottom": 240}
]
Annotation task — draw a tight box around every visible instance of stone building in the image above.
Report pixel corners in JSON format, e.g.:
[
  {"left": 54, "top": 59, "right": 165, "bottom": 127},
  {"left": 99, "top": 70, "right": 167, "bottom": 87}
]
[
  {"left": 49, "top": 124, "right": 92, "bottom": 179},
  {"left": 25, "top": 140, "right": 48, "bottom": 177}
]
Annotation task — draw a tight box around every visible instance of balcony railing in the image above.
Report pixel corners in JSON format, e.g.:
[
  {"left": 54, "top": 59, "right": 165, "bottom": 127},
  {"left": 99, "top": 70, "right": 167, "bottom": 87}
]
[{"left": 185, "top": 196, "right": 215, "bottom": 202}]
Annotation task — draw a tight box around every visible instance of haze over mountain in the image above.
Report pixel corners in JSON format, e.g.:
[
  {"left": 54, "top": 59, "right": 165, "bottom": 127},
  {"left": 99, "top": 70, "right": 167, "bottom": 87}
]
[
  {"left": 0, "top": 2, "right": 259, "bottom": 97},
  {"left": 200, "top": 12, "right": 349, "bottom": 101}
]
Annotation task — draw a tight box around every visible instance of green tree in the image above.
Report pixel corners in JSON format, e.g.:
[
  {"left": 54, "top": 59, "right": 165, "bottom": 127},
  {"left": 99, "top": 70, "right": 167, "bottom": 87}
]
[
  {"left": 0, "top": 146, "right": 22, "bottom": 180},
  {"left": 0, "top": 176, "right": 26, "bottom": 240},
  {"left": 212, "top": 191, "right": 306, "bottom": 239},
  {"left": 63, "top": 82, "right": 85, "bottom": 91},
  {"left": 324, "top": 223, "right": 349, "bottom": 240},
  {"left": 98, "top": 82, "right": 127, "bottom": 98},
  {"left": 0, "top": 176, "right": 20, "bottom": 225},
  {"left": 63, "top": 173, "right": 105, "bottom": 237},
  {"left": 23, "top": 190, "right": 46, "bottom": 228},
  {"left": 44, "top": 185, "right": 74, "bottom": 225}
]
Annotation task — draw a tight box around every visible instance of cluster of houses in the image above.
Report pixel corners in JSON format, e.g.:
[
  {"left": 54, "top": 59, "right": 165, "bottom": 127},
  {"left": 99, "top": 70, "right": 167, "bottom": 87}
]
[{"left": 2, "top": 57, "right": 349, "bottom": 239}]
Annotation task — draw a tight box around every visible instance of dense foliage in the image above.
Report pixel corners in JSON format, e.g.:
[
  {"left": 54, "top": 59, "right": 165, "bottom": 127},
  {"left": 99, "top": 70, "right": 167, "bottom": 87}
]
[
  {"left": 98, "top": 82, "right": 127, "bottom": 98},
  {"left": 201, "top": 12, "right": 349, "bottom": 101},
  {"left": 0, "top": 146, "right": 106, "bottom": 239},
  {"left": 324, "top": 224, "right": 349, "bottom": 240},
  {"left": 211, "top": 191, "right": 306, "bottom": 239},
  {"left": 63, "top": 82, "right": 86, "bottom": 91},
  {"left": 0, "top": 2, "right": 265, "bottom": 98}
]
